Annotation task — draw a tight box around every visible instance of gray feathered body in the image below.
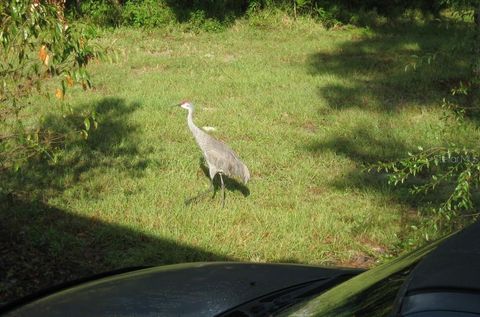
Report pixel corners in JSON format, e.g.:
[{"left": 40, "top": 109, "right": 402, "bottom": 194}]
[{"left": 186, "top": 107, "right": 250, "bottom": 184}]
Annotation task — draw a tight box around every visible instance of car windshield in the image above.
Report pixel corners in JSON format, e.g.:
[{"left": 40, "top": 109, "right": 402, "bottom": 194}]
[{"left": 280, "top": 235, "right": 450, "bottom": 317}]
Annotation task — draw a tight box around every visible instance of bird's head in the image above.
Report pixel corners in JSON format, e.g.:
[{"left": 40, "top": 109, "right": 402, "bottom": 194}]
[{"left": 177, "top": 100, "right": 193, "bottom": 111}]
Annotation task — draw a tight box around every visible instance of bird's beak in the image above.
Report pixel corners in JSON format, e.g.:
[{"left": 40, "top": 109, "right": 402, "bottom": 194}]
[{"left": 171, "top": 103, "right": 181, "bottom": 107}]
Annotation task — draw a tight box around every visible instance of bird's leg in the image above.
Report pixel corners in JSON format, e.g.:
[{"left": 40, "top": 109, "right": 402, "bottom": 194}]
[
  {"left": 219, "top": 173, "right": 225, "bottom": 208},
  {"left": 210, "top": 175, "right": 217, "bottom": 199}
]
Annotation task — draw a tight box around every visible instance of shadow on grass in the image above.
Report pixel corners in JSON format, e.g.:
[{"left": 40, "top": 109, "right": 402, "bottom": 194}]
[
  {"left": 0, "top": 97, "right": 231, "bottom": 306},
  {"left": 1, "top": 97, "right": 155, "bottom": 199},
  {"left": 308, "top": 22, "right": 472, "bottom": 113},
  {"left": 305, "top": 22, "right": 475, "bottom": 213},
  {"left": 307, "top": 126, "right": 451, "bottom": 204},
  {"left": 305, "top": 123, "right": 410, "bottom": 163},
  {"left": 0, "top": 197, "right": 231, "bottom": 307}
]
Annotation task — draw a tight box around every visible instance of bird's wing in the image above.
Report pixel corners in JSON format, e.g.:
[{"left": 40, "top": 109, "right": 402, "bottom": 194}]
[{"left": 204, "top": 145, "right": 249, "bottom": 183}]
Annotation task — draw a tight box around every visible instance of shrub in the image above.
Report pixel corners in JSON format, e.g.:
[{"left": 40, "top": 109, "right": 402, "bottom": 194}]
[
  {"left": 122, "top": 0, "right": 175, "bottom": 28},
  {"left": 79, "top": 0, "right": 122, "bottom": 26},
  {"left": 314, "top": 6, "right": 341, "bottom": 28},
  {"left": 184, "top": 9, "right": 226, "bottom": 32}
]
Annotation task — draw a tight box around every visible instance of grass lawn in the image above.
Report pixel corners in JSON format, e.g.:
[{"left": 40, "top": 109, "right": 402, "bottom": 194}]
[{"left": 1, "top": 14, "right": 476, "bottom": 304}]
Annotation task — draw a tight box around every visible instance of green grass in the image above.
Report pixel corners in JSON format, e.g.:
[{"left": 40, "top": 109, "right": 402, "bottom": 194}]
[{"left": 1, "top": 14, "right": 477, "bottom": 304}]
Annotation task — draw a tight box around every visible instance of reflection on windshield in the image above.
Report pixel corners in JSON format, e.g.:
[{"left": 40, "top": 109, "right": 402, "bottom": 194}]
[{"left": 282, "top": 236, "right": 450, "bottom": 317}]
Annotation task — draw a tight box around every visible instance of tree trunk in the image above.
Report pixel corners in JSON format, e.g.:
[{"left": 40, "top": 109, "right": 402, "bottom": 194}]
[
  {"left": 74, "top": 0, "right": 82, "bottom": 15},
  {"left": 293, "top": 0, "right": 297, "bottom": 20}
]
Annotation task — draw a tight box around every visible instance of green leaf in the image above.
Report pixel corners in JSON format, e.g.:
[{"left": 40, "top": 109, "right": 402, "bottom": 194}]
[{"left": 84, "top": 117, "right": 90, "bottom": 131}]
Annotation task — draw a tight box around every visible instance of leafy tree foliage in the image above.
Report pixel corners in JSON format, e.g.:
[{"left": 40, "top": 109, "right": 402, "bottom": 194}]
[{"left": 0, "top": 0, "right": 105, "bottom": 172}]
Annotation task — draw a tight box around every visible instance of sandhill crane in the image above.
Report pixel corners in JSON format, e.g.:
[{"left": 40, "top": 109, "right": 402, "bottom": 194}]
[{"left": 176, "top": 101, "right": 250, "bottom": 207}]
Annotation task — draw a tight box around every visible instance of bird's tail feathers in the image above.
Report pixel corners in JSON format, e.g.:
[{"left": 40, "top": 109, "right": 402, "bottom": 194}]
[{"left": 242, "top": 164, "right": 250, "bottom": 185}]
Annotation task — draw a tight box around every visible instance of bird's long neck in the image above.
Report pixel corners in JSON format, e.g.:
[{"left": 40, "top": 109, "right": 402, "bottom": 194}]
[{"left": 187, "top": 108, "right": 204, "bottom": 140}]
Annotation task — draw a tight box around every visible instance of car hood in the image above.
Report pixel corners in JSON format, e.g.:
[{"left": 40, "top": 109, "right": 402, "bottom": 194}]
[{"left": 3, "top": 262, "right": 360, "bottom": 316}]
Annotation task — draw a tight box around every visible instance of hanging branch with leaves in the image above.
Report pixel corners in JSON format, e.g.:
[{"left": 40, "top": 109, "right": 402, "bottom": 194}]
[{"left": 0, "top": 0, "right": 108, "bottom": 171}]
